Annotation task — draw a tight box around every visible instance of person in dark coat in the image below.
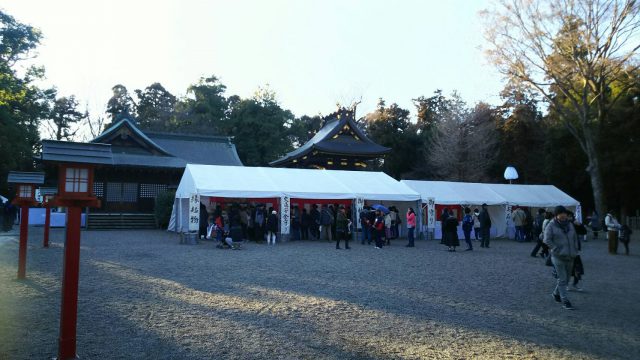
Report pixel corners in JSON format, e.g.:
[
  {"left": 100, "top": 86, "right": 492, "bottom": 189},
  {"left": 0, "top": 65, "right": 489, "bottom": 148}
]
[
  {"left": 335, "top": 205, "right": 350, "bottom": 249},
  {"left": 301, "top": 208, "right": 311, "bottom": 240},
  {"left": 479, "top": 203, "right": 492, "bottom": 248},
  {"left": 266, "top": 210, "right": 278, "bottom": 245},
  {"left": 229, "top": 207, "right": 243, "bottom": 243},
  {"left": 443, "top": 210, "right": 460, "bottom": 251},
  {"left": 310, "top": 204, "right": 320, "bottom": 240},
  {"left": 440, "top": 208, "right": 450, "bottom": 245},
  {"left": 372, "top": 210, "right": 386, "bottom": 249},
  {"left": 198, "top": 203, "right": 209, "bottom": 239}
]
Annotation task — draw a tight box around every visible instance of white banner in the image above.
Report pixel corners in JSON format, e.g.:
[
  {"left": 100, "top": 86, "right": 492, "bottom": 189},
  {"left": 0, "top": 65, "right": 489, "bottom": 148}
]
[
  {"left": 505, "top": 204, "right": 513, "bottom": 238},
  {"left": 427, "top": 197, "right": 435, "bottom": 229},
  {"left": 575, "top": 204, "right": 582, "bottom": 223},
  {"left": 280, "top": 196, "right": 290, "bottom": 234},
  {"left": 188, "top": 193, "right": 200, "bottom": 232},
  {"left": 355, "top": 198, "right": 365, "bottom": 229}
]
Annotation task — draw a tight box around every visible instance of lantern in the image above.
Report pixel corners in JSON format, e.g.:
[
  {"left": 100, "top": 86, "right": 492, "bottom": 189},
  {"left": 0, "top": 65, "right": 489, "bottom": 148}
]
[
  {"left": 40, "top": 140, "right": 113, "bottom": 360},
  {"left": 7, "top": 171, "right": 45, "bottom": 279}
]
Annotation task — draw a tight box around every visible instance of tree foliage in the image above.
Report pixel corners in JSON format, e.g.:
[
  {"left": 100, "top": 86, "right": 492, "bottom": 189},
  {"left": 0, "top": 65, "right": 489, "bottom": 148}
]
[
  {"left": 45, "top": 95, "right": 86, "bottom": 141},
  {"left": 483, "top": 0, "right": 640, "bottom": 215},
  {"left": 364, "top": 99, "right": 422, "bottom": 179},
  {"left": 0, "top": 11, "right": 50, "bottom": 194}
]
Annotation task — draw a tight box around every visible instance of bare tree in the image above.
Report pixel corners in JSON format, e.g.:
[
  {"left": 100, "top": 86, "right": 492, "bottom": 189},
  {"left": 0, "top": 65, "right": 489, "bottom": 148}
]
[
  {"left": 482, "top": 0, "right": 640, "bottom": 215},
  {"left": 428, "top": 102, "right": 498, "bottom": 182},
  {"left": 81, "top": 112, "right": 107, "bottom": 141}
]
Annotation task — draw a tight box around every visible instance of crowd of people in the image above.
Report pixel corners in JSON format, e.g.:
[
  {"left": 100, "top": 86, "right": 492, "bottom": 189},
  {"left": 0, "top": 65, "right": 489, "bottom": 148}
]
[{"left": 438, "top": 204, "right": 492, "bottom": 252}]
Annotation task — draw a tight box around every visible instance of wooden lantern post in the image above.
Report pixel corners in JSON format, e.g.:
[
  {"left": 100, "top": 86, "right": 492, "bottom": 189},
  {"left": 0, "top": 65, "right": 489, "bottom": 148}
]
[
  {"left": 40, "top": 139, "right": 112, "bottom": 360},
  {"left": 7, "top": 171, "right": 45, "bottom": 279},
  {"left": 50, "top": 164, "right": 100, "bottom": 360},
  {"left": 40, "top": 188, "right": 58, "bottom": 248}
]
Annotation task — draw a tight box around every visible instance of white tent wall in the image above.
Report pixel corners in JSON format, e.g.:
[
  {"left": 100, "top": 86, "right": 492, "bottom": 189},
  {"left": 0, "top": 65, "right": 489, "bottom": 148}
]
[
  {"left": 168, "top": 197, "right": 190, "bottom": 232},
  {"left": 401, "top": 180, "right": 580, "bottom": 240},
  {"left": 170, "top": 164, "right": 421, "bottom": 236}
]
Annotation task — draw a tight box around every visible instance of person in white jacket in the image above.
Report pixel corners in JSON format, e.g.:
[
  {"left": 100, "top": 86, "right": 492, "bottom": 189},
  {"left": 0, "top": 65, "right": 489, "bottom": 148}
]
[{"left": 605, "top": 211, "right": 621, "bottom": 254}]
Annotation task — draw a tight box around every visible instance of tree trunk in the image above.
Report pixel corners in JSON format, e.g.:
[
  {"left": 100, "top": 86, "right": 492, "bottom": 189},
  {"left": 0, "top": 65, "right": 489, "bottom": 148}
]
[{"left": 583, "top": 126, "right": 606, "bottom": 216}]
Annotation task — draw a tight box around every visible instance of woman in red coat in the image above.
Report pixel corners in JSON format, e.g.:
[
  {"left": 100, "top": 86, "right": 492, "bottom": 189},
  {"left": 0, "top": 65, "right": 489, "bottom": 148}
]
[{"left": 406, "top": 208, "right": 416, "bottom": 247}]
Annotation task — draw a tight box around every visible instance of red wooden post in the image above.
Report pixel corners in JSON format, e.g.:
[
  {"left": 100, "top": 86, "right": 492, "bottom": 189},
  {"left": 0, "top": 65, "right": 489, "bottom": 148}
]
[
  {"left": 17, "top": 206, "right": 29, "bottom": 279},
  {"left": 44, "top": 205, "right": 51, "bottom": 248},
  {"left": 58, "top": 206, "right": 82, "bottom": 360}
]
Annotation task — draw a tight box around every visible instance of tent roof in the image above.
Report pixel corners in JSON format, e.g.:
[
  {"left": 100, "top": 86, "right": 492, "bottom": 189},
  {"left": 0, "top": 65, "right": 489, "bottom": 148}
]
[
  {"left": 176, "top": 164, "right": 420, "bottom": 201},
  {"left": 401, "top": 180, "right": 506, "bottom": 206},
  {"left": 401, "top": 180, "right": 579, "bottom": 207}
]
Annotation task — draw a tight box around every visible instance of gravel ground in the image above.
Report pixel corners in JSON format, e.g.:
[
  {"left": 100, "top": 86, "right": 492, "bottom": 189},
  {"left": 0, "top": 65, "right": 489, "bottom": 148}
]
[{"left": 1, "top": 228, "right": 639, "bottom": 360}]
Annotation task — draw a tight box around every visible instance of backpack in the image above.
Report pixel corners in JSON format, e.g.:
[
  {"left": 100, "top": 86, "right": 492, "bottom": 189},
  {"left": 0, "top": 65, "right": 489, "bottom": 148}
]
[{"left": 462, "top": 214, "right": 473, "bottom": 231}]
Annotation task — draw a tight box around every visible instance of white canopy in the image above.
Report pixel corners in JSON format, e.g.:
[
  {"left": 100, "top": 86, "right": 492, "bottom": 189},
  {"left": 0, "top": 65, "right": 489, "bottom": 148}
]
[
  {"left": 170, "top": 165, "right": 421, "bottom": 233},
  {"left": 400, "top": 180, "right": 579, "bottom": 207},
  {"left": 176, "top": 164, "right": 420, "bottom": 201},
  {"left": 401, "top": 180, "right": 580, "bottom": 239},
  {"left": 401, "top": 180, "right": 506, "bottom": 206}
]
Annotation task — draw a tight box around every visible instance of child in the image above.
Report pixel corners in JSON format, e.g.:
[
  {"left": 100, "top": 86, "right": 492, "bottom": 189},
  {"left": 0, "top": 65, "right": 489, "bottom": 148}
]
[{"left": 619, "top": 224, "right": 633, "bottom": 255}]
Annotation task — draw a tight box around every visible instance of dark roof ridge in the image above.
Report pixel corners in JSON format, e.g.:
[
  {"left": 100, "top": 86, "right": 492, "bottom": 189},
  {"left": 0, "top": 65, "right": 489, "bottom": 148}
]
[
  {"left": 144, "top": 131, "right": 234, "bottom": 142},
  {"left": 91, "top": 117, "right": 172, "bottom": 156}
]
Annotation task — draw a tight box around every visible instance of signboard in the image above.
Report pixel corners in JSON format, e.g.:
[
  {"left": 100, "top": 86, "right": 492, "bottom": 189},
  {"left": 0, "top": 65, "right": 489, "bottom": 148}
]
[
  {"left": 188, "top": 193, "right": 200, "bottom": 232},
  {"left": 355, "top": 198, "right": 365, "bottom": 229},
  {"left": 280, "top": 196, "right": 290, "bottom": 235},
  {"left": 427, "top": 197, "right": 435, "bottom": 229}
]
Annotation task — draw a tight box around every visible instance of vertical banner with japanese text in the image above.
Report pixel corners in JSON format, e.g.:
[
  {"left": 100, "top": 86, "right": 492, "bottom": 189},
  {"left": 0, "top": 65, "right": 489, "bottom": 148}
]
[
  {"left": 575, "top": 204, "right": 582, "bottom": 224},
  {"left": 355, "top": 198, "right": 365, "bottom": 229},
  {"left": 188, "top": 193, "right": 200, "bottom": 232},
  {"left": 505, "top": 204, "right": 513, "bottom": 239},
  {"left": 280, "top": 196, "right": 290, "bottom": 235},
  {"left": 427, "top": 197, "right": 436, "bottom": 229}
]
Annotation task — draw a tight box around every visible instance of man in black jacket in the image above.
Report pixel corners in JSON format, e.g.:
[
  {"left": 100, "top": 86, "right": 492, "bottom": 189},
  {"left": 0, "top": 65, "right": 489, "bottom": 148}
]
[{"left": 479, "top": 204, "right": 492, "bottom": 248}]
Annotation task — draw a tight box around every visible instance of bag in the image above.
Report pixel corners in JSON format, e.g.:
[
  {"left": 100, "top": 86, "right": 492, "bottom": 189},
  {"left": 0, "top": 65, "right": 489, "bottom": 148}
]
[
  {"left": 462, "top": 215, "right": 473, "bottom": 231},
  {"left": 375, "top": 219, "right": 384, "bottom": 231}
]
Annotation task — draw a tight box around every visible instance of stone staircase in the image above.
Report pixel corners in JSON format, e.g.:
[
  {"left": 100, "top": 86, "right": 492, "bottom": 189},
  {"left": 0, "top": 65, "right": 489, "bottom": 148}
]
[{"left": 87, "top": 213, "right": 157, "bottom": 230}]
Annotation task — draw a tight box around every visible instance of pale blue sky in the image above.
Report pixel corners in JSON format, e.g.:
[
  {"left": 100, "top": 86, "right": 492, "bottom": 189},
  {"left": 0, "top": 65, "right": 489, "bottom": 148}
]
[{"left": 4, "top": 0, "right": 504, "bottom": 119}]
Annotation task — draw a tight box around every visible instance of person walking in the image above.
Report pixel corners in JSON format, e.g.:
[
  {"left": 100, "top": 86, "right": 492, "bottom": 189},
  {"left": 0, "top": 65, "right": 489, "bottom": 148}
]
[
  {"left": 605, "top": 211, "right": 621, "bottom": 254},
  {"left": 530, "top": 208, "right": 547, "bottom": 257},
  {"left": 512, "top": 206, "right": 526, "bottom": 242},
  {"left": 373, "top": 210, "right": 385, "bottom": 249},
  {"left": 472, "top": 208, "right": 481, "bottom": 241},
  {"left": 335, "top": 205, "right": 350, "bottom": 249},
  {"left": 443, "top": 209, "right": 460, "bottom": 252},
  {"left": 462, "top": 207, "right": 474, "bottom": 251},
  {"left": 406, "top": 207, "right": 416, "bottom": 247},
  {"left": 440, "top": 208, "right": 450, "bottom": 246},
  {"left": 479, "top": 204, "right": 492, "bottom": 248},
  {"left": 543, "top": 205, "right": 580, "bottom": 310},
  {"left": 320, "top": 204, "right": 334, "bottom": 241},
  {"left": 266, "top": 210, "right": 278, "bottom": 245}
]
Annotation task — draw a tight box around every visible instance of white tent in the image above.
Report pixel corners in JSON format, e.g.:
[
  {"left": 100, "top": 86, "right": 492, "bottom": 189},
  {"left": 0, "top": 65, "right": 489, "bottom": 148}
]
[
  {"left": 401, "top": 180, "right": 580, "bottom": 239},
  {"left": 170, "top": 164, "right": 421, "bottom": 235}
]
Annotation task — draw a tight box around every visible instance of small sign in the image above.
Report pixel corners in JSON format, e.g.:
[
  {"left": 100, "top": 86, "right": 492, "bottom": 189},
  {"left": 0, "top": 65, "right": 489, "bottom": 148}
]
[
  {"left": 189, "top": 194, "right": 200, "bottom": 232},
  {"left": 427, "top": 197, "right": 435, "bottom": 229}
]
